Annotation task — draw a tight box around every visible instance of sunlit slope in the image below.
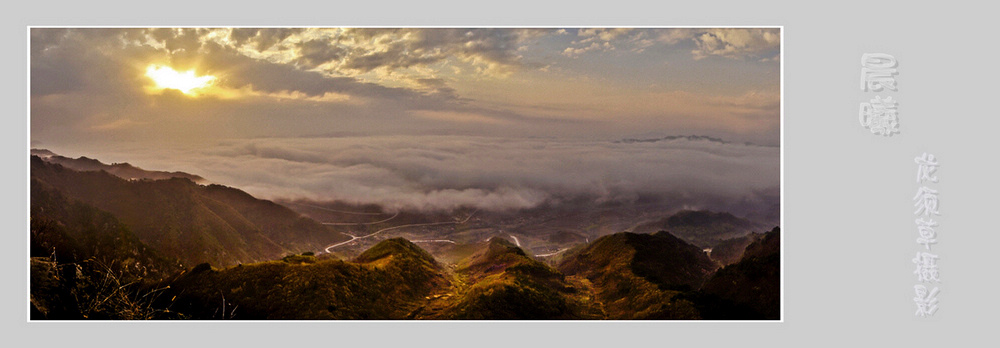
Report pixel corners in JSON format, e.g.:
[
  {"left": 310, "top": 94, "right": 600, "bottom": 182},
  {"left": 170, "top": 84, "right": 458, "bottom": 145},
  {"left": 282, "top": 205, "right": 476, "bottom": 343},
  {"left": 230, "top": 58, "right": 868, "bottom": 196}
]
[
  {"left": 439, "top": 238, "right": 596, "bottom": 319},
  {"left": 158, "top": 238, "right": 448, "bottom": 319},
  {"left": 30, "top": 178, "right": 184, "bottom": 319},
  {"left": 31, "top": 156, "right": 349, "bottom": 268}
]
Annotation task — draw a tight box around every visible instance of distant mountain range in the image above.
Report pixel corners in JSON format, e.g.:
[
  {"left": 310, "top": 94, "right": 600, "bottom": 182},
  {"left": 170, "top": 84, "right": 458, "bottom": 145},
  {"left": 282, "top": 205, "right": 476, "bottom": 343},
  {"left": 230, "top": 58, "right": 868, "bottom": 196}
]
[
  {"left": 30, "top": 150, "right": 780, "bottom": 320},
  {"left": 31, "top": 148, "right": 205, "bottom": 183},
  {"left": 31, "top": 153, "right": 349, "bottom": 269},
  {"left": 632, "top": 210, "right": 765, "bottom": 248},
  {"left": 613, "top": 135, "right": 775, "bottom": 147},
  {"left": 709, "top": 232, "right": 767, "bottom": 266}
]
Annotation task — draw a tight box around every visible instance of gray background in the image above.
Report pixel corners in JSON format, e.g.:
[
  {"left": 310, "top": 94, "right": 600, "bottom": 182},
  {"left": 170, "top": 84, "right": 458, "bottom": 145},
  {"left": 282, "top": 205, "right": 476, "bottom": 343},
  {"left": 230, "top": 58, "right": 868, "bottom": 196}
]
[{"left": 3, "top": 1, "right": 997, "bottom": 346}]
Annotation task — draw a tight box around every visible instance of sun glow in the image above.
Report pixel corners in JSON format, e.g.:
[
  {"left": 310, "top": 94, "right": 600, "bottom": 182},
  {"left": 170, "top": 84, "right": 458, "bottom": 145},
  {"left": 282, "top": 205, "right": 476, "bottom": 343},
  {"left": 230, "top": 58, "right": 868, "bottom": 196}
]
[{"left": 145, "top": 65, "right": 216, "bottom": 95}]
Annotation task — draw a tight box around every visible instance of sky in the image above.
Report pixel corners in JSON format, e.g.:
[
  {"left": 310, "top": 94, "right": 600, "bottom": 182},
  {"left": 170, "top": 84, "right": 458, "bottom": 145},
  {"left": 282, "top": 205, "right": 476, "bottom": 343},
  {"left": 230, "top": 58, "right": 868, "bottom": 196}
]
[{"left": 30, "top": 28, "right": 780, "bottom": 215}]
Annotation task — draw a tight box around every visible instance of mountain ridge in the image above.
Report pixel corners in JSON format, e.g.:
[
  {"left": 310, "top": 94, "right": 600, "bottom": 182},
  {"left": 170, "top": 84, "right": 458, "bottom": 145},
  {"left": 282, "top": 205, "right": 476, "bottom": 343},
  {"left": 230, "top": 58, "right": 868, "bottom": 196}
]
[
  {"left": 29, "top": 151, "right": 780, "bottom": 320},
  {"left": 31, "top": 148, "right": 205, "bottom": 183},
  {"left": 633, "top": 209, "right": 763, "bottom": 248},
  {"left": 30, "top": 155, "right": 349, "bottom": 268}
]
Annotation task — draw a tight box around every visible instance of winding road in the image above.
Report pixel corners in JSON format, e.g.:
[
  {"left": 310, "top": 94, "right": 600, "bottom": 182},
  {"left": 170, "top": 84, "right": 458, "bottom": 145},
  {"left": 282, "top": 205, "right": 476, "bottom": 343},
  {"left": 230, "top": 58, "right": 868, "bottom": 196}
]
[
  {"left": 534, "top": 248, "right": 570, "bottom": 257},
  {"left": 410, "top": 239, "right": 458, "bottom": 244},
  {"left": 323, "top": 210, "right": 478, "bottom": 253},
  {"left": 321, "top": 211, "right": 400, "bottom": 226}
]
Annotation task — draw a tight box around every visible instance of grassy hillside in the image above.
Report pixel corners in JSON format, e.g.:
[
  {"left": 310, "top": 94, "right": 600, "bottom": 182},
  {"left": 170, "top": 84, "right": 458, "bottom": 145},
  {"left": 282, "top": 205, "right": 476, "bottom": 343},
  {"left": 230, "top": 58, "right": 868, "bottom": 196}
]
[
  {"left": 437, "top": 238, "right": 591, "bottom": 319},
  {"left": 30, "top": 179, "right": 183, "bottom": 319},
  {"left": 157, "top": 238, "right": 448, "bottom": 319},
  {"left": 30, "top": 151, "right": 780, "bottom": 320},
  {"left": 31, "top": 156, "right": 349, "bottom": 268},
  {"left": 558, "top": 231, "right": 715, "bottom": 319}
]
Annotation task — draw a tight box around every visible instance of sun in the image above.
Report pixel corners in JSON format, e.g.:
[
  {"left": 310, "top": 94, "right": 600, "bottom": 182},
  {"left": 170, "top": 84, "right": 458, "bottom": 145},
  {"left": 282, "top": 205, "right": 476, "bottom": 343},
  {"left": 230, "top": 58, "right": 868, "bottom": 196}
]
[{"left": 145, "top": 65, "right": 216, "bottom": 95}]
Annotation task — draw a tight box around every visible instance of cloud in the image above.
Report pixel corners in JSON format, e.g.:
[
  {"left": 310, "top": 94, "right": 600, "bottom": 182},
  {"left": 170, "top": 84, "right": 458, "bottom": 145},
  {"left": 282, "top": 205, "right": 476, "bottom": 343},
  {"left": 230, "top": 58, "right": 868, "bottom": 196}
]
[
  {"left": 30, "top": 28, "right": 466, "bottom": 102},
  {"left": 578, "top": 28, "right": 634, "bottom": 42},
  {"left": 89, "top": 118, "right": 144, "bottom": 131},
  {"left": 562, "top": 28, "right": 633, "bottom": 57},
  {"left": 31, "top": 28, "right": 780, "bottom": 209},
  {"left": 31, "top": 28, "right": 564, "bottom": 144},
  {"left": 64, "top": 135, "right": 779, "bottom": 218},
  {"left": 292, "top": 38, "right": 348, "bottom": 68},
  {"left": 562, "top": 42, "right": 613, "bottom": 58},
  {"left": 412, "top": 110, "right": 507, "bottom": 124},
  {"left": 561, "top": 28, "right": 776, "bottom": 61},
  {"left": 214, "top": 28, "right": 557, "bottom": 80},
  {"left": 642, "top": 28, "right": 781, "bottom": 61},
  {"left": 228, "top": 28, "right": 306, "bottom": 52},
  {"left": 690, "top": 28, "right": 780, "bottom": 60}
]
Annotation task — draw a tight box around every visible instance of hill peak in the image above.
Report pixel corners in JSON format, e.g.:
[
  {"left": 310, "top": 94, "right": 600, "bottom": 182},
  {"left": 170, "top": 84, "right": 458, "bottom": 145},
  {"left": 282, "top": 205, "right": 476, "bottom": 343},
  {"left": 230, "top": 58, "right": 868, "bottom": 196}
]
[
  {"left": 562, "top": 230, "right": 717, "bottom": 291},
  {"left": 354, "top": 238, "right": 437, "bottom": 265}
]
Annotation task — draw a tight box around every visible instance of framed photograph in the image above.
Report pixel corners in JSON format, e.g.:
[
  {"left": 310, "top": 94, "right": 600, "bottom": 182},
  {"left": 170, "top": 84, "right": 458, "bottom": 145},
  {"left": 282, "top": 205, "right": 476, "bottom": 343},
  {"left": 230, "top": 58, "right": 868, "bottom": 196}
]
[
  {"left": 28, "top": 27, "right": 781, "bottom": 321},
  {"left": 8, "top": 1, "right": 995, "bottom": 347}
]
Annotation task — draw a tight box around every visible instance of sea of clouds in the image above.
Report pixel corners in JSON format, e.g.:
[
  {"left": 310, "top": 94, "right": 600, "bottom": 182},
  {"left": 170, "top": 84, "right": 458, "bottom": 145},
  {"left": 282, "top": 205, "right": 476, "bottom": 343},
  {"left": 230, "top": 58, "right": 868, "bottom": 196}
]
[{"left": 54, "top": 135, "right": 779, "bottom": 218}]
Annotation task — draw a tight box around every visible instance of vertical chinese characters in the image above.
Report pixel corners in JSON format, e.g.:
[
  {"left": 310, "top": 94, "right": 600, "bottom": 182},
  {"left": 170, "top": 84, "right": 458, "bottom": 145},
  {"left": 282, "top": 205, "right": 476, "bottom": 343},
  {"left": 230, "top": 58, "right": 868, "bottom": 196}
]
[
  {"left": 913, "top": 285, "right": 939, "bottom": 317},
  {"left": 860, "top": 54, "right": 900, "bottom": 136},
  {"left": 912, "top": 152, "right": 940, "bottom": 317}
]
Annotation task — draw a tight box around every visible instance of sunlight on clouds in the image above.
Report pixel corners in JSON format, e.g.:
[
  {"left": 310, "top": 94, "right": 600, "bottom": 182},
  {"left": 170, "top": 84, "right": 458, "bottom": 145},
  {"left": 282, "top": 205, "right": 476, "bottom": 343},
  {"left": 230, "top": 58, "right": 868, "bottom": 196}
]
[
  {"left": 412, "top": 110, "right": 507, "bottom": 124},
  {"left": 691, "top": 29, "right": 780, "bottom": 60},
  {"left": 262, "top": 90, "right": 356, "bottom": 103},
  {"left": 142, "top": 63, "right": 357, "bottom": 103},
  {"left": 89, "top": 118, "right": 144, "bottom": 131},
  {"left": 145, "top": 65, "right": 216, "bottom": 95},
  {"left": 31, "top": 28, "right": 780, "bottom": 149}
]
